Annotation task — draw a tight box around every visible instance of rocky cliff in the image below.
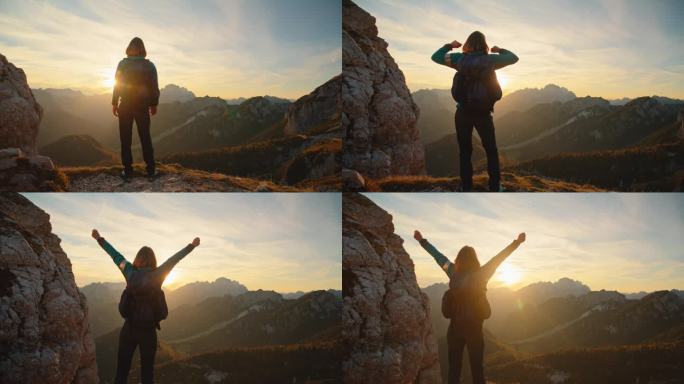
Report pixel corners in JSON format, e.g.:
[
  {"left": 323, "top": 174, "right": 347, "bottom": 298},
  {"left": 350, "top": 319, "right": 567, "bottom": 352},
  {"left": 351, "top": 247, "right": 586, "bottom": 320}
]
[
  {"left": 284, "top": 75, "right": 341, "bottom": 136},
  {"left": 0, "top": 53, "right": 65, "bottom": 191},
  {"left": 342, "top": 0, "right": 425, "bottom": 181},
  {"left": 342, "top": 193, "right": 440, "bottom": 384},
  {"left": 0, "top": 193, "right": 98, "bottom": 383}
]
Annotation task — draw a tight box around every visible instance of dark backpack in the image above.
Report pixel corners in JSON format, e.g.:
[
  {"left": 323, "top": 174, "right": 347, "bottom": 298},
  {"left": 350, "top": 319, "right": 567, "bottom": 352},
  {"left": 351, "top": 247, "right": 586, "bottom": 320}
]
[
  {"left": 451, "top": 54, "right": 502, "bottom": 114},
  {"left": 119, "top": 270, "right": 168, "bottom": 329},
  {"left": 441, "top": 277, "right": 491, "bottom": 321}
]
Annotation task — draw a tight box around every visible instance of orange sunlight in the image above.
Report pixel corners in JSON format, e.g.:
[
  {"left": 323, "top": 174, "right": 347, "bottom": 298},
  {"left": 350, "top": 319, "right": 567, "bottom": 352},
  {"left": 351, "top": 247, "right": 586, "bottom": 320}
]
[
  {"left": 163, "top": 269, "right": 180, "bottom": 288},
  {"left": 102, "top": 71, "right": 115, "bottom": 89},
  {"left": 495, "top": 263, "right": 521, "bottom": 286}
]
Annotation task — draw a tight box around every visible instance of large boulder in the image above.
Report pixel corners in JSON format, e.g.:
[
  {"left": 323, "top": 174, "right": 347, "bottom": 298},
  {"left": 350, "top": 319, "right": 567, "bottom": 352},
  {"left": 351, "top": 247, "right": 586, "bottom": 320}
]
[
  {"left": 0, "top": 53, "right": 42, "bottom": 155},
  {"left": 0, "top": 193, "right": 98, "bottom": 383},
  {"left": 343, "top": 193, "right": 440, "bottom": 383},
  {"left": 342, "top": 0, "right": 425, "bottom": 179}
]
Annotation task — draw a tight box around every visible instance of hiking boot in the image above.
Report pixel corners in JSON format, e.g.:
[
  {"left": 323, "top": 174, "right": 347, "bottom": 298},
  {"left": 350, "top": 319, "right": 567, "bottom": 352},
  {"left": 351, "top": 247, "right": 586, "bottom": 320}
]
[
  {"left": 121, "top": 169, "right": 133, "bottom": 181},
  {"left": 146, "top": 169, "right": 157, "bottom": 180}
]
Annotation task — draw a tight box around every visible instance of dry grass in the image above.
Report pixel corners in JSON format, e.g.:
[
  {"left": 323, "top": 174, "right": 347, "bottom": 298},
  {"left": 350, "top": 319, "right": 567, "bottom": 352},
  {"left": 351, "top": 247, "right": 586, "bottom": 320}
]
[
  {"left": 61, "top": 163, "right": 308, "bottom": 192},
  {"left": 363, "top": 172, "right": 604, "bottom": 192}
]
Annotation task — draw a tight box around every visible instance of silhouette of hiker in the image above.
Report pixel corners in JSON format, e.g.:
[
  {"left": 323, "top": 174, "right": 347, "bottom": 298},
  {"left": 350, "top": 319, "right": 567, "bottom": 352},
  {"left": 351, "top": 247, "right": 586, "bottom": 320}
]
[
  {"left": 413, "top": 230, "right": 526, "bottom": 384},
  {"left": 91, "top": 229, "right": 200, "bottom": 384},
  {"left": 112, "top": 37, "right": 160, "bottom": 180},
  {"left": 432, "top": 31, "right": 518, "bottom": 192}
]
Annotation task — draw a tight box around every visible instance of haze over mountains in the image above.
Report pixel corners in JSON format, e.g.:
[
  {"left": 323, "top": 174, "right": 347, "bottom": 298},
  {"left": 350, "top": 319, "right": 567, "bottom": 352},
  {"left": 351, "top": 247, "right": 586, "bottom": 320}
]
[
  {"left": 421, "top": 277, "right": 684, "bottom": 383},
  {"left": 413, "top": 84, "right": 684, "bottom": 191},
  {"left": 80, "top": 278, "right": 342, "bottom": 383}
]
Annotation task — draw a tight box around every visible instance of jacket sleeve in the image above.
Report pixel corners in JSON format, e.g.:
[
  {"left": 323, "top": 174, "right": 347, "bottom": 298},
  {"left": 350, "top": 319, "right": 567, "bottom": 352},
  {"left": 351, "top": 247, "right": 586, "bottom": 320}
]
[
  {"left": 97, "top": 237, "right": 133, "bottom": 278},
  {"left": 431, "top": 44, "right": 463, "bottom": 69},
  {"left": 111, "top": 61, "right": 123, "bottom": 106},
  {"left": 149, "top": 62, "right": 160, "bottom": 106},
  {"left": 419, "top": 239, "right": 453, "bottom": 276},
  {"left": 490, "top": 48, "right": 519, "bottom": 70},
  {"left": 480, "top": 240, "right": 521, "bottom": 281},
  {"left": 155, "top": 244, "right": 195, "bottom": 281}
]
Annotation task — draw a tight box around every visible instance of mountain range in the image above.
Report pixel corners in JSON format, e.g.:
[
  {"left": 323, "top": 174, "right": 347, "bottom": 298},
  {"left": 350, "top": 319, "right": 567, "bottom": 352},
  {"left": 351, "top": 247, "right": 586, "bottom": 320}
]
[
  {"left": 414, "top": 84, "right": 684, "bottom": 190},
  {"left": 422, "top": 277, "right": 684, "bottom": 383},
  {"left": 82, "top": 279, "right": 342, "bottom": 383}
]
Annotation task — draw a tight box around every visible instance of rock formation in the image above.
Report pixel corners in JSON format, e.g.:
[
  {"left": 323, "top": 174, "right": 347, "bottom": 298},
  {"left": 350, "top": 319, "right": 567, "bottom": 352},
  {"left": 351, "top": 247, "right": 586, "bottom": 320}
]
[
  {"left": 342, "top": 0, "right": 425, "bottom": 180},
  {"left": 0, "top": 193, "right": 98, "bottom": 383},
  {"left": 284, "top": 75, "right": 341, "bottom": 136},
  {"left": 0, "top": 54, "right": 42, "bottom": 155},
  {"left": 343, "top": 193, "right": 440, "bottom": 384},
  {"left": 0, "top": 54, "right": 64, "bottom": 191}
]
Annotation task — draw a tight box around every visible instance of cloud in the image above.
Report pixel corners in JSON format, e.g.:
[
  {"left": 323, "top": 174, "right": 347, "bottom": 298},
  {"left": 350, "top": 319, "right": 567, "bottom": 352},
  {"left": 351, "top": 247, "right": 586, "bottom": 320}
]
[
  {"left": 23, "top": 193, "right": 341, "bottom": 292},
  {"left": 0, "top": 0, "right": 341, "bottom": 98},
  {"left": 355, "top": 0, "right": 684, "bottom": 98},
  {"left": 364, "top": 193, "right": 684, "bottom": 292}
]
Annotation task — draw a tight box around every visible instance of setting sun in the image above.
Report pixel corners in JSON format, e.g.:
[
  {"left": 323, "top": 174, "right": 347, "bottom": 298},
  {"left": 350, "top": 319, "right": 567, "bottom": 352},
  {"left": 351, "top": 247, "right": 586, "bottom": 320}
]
[
  {"left": 495, "top": 263, "right": 521, "bottom": 286},
  {"left": 497, "top": 73, "right": 508, "bottom": 89},
  {"left": 102, "top": 71, "right": 115, "bottom": 89},
  {"left": 163, "top": 269, "right": 179, "bottom": 288}
]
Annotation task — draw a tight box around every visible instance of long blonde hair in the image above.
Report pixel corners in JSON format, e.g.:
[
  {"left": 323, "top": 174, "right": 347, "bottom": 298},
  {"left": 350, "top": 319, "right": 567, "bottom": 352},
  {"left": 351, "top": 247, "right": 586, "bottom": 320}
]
[{"left": 126, "top": 37, "right": 147, "bottom": 57}]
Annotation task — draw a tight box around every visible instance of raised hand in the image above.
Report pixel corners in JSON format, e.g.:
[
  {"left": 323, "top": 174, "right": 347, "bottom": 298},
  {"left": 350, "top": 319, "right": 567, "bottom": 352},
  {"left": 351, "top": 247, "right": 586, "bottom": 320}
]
[
  {"left": 451, "top": 40, "right": 462, "bottom": 49},
  {"left": 413, "top": 230, "right": 424, "bottom": 242},
  {"left": 91, "top": 229, "right": 101, "bottom": 240},
  {"left": 516, "top": 232, "right": 526, "bottom": 243},
  {"left": 192, "top": 237, "right": 200, "bottom": 247},
  {"left": 491, "top": 46, "right": 501, "bottom": 53}
]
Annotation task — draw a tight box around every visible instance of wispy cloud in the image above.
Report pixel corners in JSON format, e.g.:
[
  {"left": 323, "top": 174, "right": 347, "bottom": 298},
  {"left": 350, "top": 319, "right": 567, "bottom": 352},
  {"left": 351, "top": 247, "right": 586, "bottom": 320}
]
[
  {"left": 0, "top": 0, "right": 341, "bottom": 99},
  {"left": 355, "top": 0, "right": 684, "bottom": 98},
  {"left": 23, "top": 193, "right": 341, "bottom": 292},
  {"left": 365, "top": 193, "right": 684, "bottom": 292}
]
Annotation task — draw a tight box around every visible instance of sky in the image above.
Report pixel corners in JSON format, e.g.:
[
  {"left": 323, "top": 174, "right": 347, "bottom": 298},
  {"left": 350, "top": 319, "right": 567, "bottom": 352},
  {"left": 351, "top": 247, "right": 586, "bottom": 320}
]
[
  {"left": 23, "top": 193, "right": 341, "bottom": 293},
  {"left": 364, "top": 193, "right": 684, "bottom": 293},
  {"left": 355, "top": 0, "right": 684, "bottom": 99},
  {"left": 0, "top": 0, "right": 341, "bottom": 99}
]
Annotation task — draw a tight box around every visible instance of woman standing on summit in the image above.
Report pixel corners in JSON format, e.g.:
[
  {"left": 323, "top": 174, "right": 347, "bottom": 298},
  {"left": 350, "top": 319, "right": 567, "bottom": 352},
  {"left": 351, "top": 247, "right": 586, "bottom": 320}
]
[
  {"left": 112, "top": 37, "right": 160, "bottom": 180},
  {"left": 432, "top": 31, "right": 518, "bottom": 192},
  {"left": 91, "top": 229, "right": 200, "bottom": 384}
]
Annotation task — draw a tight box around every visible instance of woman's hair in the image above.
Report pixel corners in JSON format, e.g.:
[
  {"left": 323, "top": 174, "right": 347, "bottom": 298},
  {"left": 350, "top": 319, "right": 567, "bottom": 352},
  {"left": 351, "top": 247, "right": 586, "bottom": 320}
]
[
  {"left": 126, "top": 37, "right": 147, "bottom": 57},
  {"left": 462, "top": 31, "right": 489, "bottom": 54},
  {"left": 454, "top": 246, "right": 481, "bottom": 273},
  {"left": 133, "top": 246, "right": 157, "bottom": 269}
]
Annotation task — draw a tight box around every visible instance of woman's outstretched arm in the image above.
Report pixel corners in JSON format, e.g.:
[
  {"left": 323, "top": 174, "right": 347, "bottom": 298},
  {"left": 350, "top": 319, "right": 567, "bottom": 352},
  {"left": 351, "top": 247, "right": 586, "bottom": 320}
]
[
  {"left": 480, "top": 233, "right": 526, "bottom": 281},
  {"left": 414, "top": 230, "right": 453, "bottom": 276},
  {"left": 489, "top": 46, "right": 519, "bottom": 69},
  {"left": 91, "top": 229, "right": 133, "bottom": 278},
  {"left": 431, "top": 40, "right": 464, "bottom": 68},
  {"left": 155, "top": 237, "right": 200, "bottom": 282}
]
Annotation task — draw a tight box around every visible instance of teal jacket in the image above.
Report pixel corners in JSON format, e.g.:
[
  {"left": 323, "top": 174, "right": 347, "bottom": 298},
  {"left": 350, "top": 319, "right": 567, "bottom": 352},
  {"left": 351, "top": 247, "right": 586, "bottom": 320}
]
[
  {"left": 431, "top": 44, "right": 519, "bottom": 70},
  {"left": 419, "top": 238, "right": 520, "bottom": 284},
  {"left": 97, "top": 237, "right": 195, "bottom": 285}
]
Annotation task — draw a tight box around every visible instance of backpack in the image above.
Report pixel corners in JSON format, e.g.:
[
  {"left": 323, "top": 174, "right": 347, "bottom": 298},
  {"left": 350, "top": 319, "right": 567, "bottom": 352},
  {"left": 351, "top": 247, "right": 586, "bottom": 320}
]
[
  {"left": 451, "top": 54, "right": 502, "bottom": 114},
  {"left": 118, "top": 270, "right": 168, "bottom": 329},
  {"left": 441, "top": 277, "right": 491, "bottom": 321},
  {"left": 118, "top": 59, "right": 156, "bottom": 107}
]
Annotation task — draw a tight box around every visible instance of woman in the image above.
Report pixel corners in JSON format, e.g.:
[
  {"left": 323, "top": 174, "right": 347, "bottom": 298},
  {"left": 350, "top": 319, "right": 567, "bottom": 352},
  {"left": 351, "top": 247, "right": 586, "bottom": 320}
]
[
  {"left": 431, "top": 31, "right": 519, "bottom": 192},
  {"left": 91, "top": 229, "right": 200, "bottom": 384},
  {"left": 112, "top": 37, "right": 160, "bottom": 180},
  {"left": 413, "top": 229, "right": 526, "bottom": 384}
]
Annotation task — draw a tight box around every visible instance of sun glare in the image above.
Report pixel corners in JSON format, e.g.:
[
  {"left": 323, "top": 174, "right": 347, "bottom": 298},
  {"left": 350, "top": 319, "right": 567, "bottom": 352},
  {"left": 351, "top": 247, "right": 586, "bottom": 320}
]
[
  {"left": 163, "top": 269, "right": 179, "bottom": 287},
  {"left": 103, "top": 72, "right": 115, "bottom": 89},
  {"left": 497, "top": 73, "right": 509, "bottom": 89},
  {"left": 496, "top": 263, "right": 521, "bottom": 286}
]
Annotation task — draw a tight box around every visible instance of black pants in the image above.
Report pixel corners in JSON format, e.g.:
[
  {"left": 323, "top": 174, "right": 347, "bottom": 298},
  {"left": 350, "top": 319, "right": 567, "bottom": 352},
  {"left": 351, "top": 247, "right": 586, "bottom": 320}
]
[
  {"left": 455, "top": 108, "right": 500, "bottom": 191},
  {"left": 114, "top": 321, "right": 157, "bottom": 384},
  {"left": 447, "top": 320, "right": 485, "bottom": 384},
  {"left": 118, "top": 104, "right": 154, "bottom": 173}
]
